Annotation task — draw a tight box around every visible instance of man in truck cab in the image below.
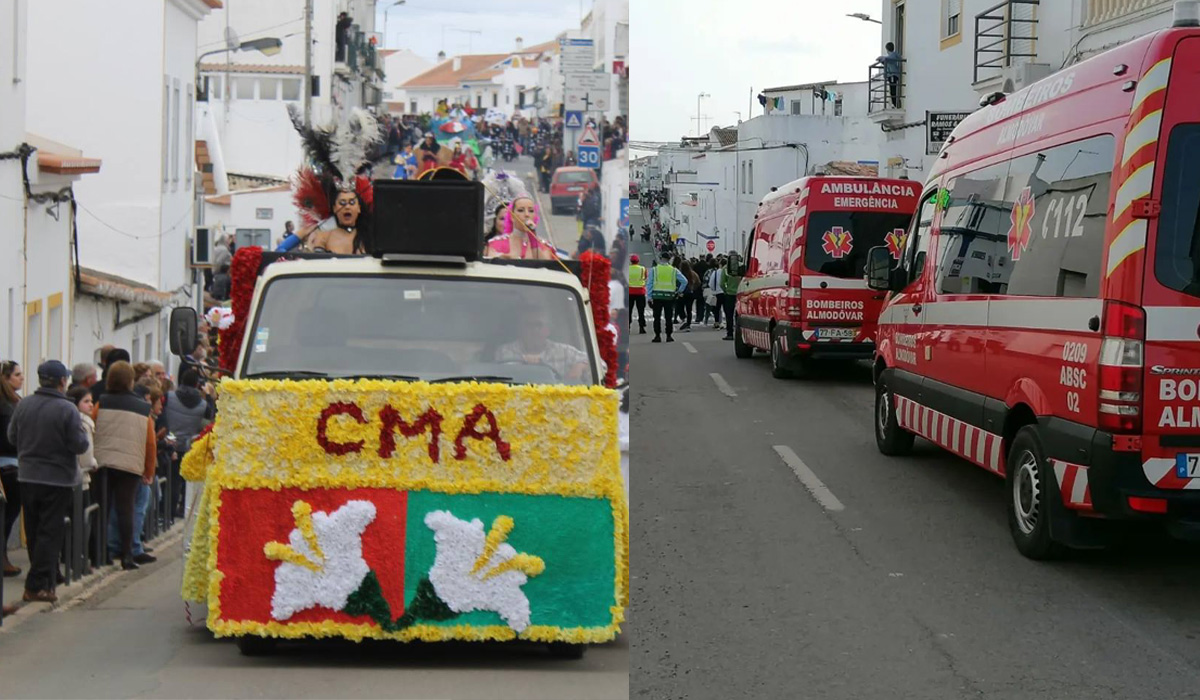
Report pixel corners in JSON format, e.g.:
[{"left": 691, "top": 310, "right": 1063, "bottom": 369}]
[{"left": 494, "top": 307, "right": 590, "bottom": 383}]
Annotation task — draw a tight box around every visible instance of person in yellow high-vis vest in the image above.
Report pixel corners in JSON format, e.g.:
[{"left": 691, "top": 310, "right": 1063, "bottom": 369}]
[
  {"left": 647, "top": 257, "right": 687, "bottom": 343},
  {"left": 627, "top": 255, "right": 647, "bottom": 334}
]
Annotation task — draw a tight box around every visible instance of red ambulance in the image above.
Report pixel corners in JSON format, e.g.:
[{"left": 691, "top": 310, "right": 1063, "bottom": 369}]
[
  {"left": 734, "top": 176, "right": 919, "bottom": 377},
  {"left": 867, "top": 7, "right": 1200, "bottom": 558}
]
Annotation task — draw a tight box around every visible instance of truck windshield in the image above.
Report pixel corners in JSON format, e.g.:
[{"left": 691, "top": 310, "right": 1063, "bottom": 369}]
[
  {"left": 805, "top": 211, "right": 914, "bottom": 278},
  {"left": 1155, "top": 123, "right": 1200, "bottom": 298},
  {"left": 243, "top": 275, "right": 597, "bottom": 386}
]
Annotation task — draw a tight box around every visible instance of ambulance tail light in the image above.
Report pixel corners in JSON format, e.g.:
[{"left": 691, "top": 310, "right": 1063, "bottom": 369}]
[
  {"left": 1097, "top": 301, "right": 1145, "bottom": 433},
  {"left": 784, "top": 287, "right": 804, "bottom": 319}
]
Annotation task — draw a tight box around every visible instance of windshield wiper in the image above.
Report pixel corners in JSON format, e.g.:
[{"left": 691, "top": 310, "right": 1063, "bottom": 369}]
[
  {"left": 334, "top": 374, "right": 422, "bottom": 381},
  {"left": 429, "top": 375, "right": 516, "bottom": 384},
  {"left": 244, "top": 370, "right": 330, "bottom": 379}
]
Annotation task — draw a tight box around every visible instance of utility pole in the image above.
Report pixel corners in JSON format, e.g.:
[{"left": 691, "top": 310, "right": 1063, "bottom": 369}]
[{"left": 303, "top": 0, "right": 313, "bottom": 125}]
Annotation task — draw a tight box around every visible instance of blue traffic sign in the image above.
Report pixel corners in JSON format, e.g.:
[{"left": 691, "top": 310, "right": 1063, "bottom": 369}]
[
  {"left": 619, "top": 198, "right": 629, "bottom": 227},
  {"left": 578, "top": 145, "right": 601, "bottom": 169},
  {"left": 565, "top": 111, "right": 583, "bottom": 129}
]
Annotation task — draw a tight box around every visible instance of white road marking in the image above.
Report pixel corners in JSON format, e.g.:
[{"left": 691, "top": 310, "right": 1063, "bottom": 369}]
[
  {"left": 709, "top": 372, "right": 737, "bottom": 397},
  {"left": 772, "top": 445, "right": 846, "bottom": 512},
  {"left": 682, "top": 342, "right": 698, "bottom": 354}
]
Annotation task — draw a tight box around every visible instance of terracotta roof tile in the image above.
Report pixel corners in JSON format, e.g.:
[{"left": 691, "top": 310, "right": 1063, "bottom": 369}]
[
  {"left": 37, "top": 152, "right": 101, "bottom": 175},
  {"left": 203, "top": 0, "right": 223, "bottom": 8},
  {"left": 198, "top": 63, "right": 305, "bottom": 75},
  {"left": 401, "top": 53, "right": 509, "bottom": 88}
]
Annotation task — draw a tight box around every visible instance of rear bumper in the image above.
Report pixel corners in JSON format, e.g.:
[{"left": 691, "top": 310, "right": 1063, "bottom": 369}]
[
  {"left": 1042, "top": 416, "right": 1200, "bottom": 523},
  {"left": 779, "top": 323, "right": 874, "bottom": 360},
  {"left": 550, "top": 195, "right": 582, "bottom": 209}
]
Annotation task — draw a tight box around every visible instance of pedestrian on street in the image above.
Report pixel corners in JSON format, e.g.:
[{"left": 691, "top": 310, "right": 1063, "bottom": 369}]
[
  {"left": 720, "top": 252, "right": 744, "bottom": 340},
  {"left": 1, "top": 360, "right": 24, "bottom": 578},
  {"left": 93, "top": 361, "right": 157, "bottom": 571},
  {"left": 628, "top": 254, "right": 647, "bottom": 334},
  {"left": 163, "top": 369, "right": 212, "bottom": 518},
  {"left": 648, "top": 257, "right": 687, "bottom": 343},
  {"left": 6, "top": 360, "right": 90, "bottom": 603},
  {"left": 704, "top": 263, "right": 723, "bottom": 328},
  {"left": 69, "top": 362, "right": 97, "bottom": 392},
  {"left": 879, "top": 42, "right": 902, "bottom": 108},
  {"left": 677, "top": 260, "right": 700, "bottom": 331},
  {"left": 66, "top": 386, "right": 97, "bottom": 489}
]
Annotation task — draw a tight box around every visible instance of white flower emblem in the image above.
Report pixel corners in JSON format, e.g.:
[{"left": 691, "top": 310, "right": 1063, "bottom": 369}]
[
  {"left": 424, "top": 510, "right": 545, "bottom": 632},
  {"left": 264, "top": 500, "right": 377, "bottom": 621}
]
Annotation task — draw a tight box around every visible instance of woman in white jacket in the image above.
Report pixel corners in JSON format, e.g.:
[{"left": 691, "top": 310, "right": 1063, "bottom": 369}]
[{"left": 67, "top": 386, "right": 97, "bottom": 486}]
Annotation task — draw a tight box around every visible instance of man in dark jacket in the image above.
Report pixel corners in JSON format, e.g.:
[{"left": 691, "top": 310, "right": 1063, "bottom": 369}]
[
  {"left": 163, "top": 369, "right": 213, "bottom": 517},
  {"left": 7, "top": 361, "right": 89, "bottom": 602}
]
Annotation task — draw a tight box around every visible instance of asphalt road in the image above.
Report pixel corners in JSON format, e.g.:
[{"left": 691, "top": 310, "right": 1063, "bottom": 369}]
[
  {"left": 628, "top": 314, "right": 1200, "bottom": 698},
  {"left": 0, "top": 532, "right": 627, "bottom": 700}
]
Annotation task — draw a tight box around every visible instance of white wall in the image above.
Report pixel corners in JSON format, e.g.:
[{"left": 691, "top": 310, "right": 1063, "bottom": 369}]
[
  {"left": 381, "top": 49, "right": 432, "bottom": 103},
  {"left": 203, "top": 188, "right": 304, "bottom": 248},
  {"left": 205, "top": 90, "right": 304, "bottom": 178},
  {"left": 25, "top": 0, "right": 167, "bottom": 286},
  {"left": 0, "top": 0, "right": 27, "bottom": 365}
]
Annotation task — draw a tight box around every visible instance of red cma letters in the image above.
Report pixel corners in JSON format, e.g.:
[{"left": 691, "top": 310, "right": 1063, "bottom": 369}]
[{"left": 316, "top": 401, "right": 511, "bottom": 462}]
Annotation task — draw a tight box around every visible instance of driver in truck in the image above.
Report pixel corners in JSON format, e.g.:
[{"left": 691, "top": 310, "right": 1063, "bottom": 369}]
[{"left": 495, "top": 307, "right": 589, "bottom": 382}]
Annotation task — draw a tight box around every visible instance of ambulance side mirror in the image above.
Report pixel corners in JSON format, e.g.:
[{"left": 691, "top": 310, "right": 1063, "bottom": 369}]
[
  {"left": 169, "top": 307, "right": 199, "bottom": 358},
  {"left": 865, "top": 246, "right": 898, "bottom": 292}
]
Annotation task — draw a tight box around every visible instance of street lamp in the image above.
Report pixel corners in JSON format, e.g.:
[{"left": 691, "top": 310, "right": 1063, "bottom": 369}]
[
  {"left": 697, "top": 92, "right": 710, "bottom": 136},
  {"left": 196, "top": 37, "right": 285, "bottom": 100},
  {"left": 383, "top": 0, "right": 406, "bottom": 49},
  {"left": 846, "top": 12, "right": 882, "bottom": 24}
]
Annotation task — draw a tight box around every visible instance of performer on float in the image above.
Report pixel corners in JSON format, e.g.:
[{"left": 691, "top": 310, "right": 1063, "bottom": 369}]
[
  {"left": 276, "top": 105, "right": 383, "bottom": 255},
  {"left": 484, "top": 193, "right": 555, "bottom": 261}
]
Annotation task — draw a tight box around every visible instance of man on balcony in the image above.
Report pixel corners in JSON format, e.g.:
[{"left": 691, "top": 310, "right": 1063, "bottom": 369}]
[{"left": 878, "top": 42, "right": 902, "bottom": 108}]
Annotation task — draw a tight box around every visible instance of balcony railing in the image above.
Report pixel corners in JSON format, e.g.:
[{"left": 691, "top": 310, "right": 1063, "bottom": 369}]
[
  {"left": 868, "top": 59, "right": 906, "bottom": 114},
  {"left": 974, "top": 0, "right": 1040, "bottom": 84}
]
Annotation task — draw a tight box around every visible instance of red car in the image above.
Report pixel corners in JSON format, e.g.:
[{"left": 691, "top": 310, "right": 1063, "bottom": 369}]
[{"left": 550, "top": 167, "right": 598, "bottom": 214}]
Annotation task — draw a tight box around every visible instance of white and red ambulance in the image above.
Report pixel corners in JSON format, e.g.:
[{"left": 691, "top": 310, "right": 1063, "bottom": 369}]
[
  {"left": 868, "top": 4, "right": 1200, "bottom": 558},
  {"left": 734, "top": 176, "right": 919, "bottom": 377}
]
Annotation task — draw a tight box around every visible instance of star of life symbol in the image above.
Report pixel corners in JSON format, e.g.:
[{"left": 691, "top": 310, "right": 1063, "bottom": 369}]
[
  {"left": 1008, "top": 186, "right": 1035, "bottom": 261},
  {"left": 821, "top": 227, "right": 854, "bottom": 259},
  {"left": 885, "top": 228, "right": 907, "bottom": 260}
]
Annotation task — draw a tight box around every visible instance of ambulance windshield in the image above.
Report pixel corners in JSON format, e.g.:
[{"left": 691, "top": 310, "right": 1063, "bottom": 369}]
[
  {"left": 805, "top": 211, "right": 914, "bottom": 278},
  {"left": 1156, "top": 123, "right": 1200, "bottom": 298},
  {"left": 242, "top": 275, "right": 597, "bottom": 386}
]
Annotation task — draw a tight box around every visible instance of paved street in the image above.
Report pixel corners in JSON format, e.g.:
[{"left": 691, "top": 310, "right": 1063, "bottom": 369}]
[
  {"left": 0, "top": 533, "right": 627, "bottom": 699},
  {"left": 626, "top": 208, "right": 1200, "bottom": 700}
]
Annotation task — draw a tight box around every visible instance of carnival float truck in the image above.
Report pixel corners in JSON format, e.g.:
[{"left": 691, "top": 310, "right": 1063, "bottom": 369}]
[{"left": 170, "top": 179, "right": 626, "bottom": 657}]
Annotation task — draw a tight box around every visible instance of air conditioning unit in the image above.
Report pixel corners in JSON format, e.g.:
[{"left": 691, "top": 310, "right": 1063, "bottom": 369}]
[{"left": 190, "top": 226, "right": 213, "bottom": 267}]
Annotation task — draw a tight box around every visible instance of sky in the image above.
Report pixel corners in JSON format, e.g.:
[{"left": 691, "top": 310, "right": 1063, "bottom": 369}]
[
  {"left": 631, "top": 0, "right": 886, "bottom": 153},
  {"left": 374, "top": 0, "right": 586, "bottom": 63}
]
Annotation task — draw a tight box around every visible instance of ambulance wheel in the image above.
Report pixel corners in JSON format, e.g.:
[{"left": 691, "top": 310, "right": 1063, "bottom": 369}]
[
  {"left": 236, "top": 635, "right": 278, "bottom": 656},
  {"left": 874, "top": 372, "right": 914, "bottom": 456},
  {"left": 547, "top": 643, "right": 587, "bottom": 659},
  {"left": 733, "top": 317, "right": 753, "bottom": 359},
  {"left": 770, "top": 328, "right": 795, "bottom": 379},
  {"left": 1006, "top": 426, "right": 1065, "bottom": 560}
]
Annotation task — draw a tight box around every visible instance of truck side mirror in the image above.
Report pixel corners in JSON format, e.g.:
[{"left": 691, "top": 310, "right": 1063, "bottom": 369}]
[
  {"left": 865, "top": 246, "right": 896, "bottom": 292},
  {"left": 169, "top": 307, "right": 199, "bottom": 358}
]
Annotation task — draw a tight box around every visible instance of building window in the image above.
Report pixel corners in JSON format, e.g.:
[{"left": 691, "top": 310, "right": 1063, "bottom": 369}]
[
  {"left": 834, "top": 96, "right": 843, "bottom": 116},
  {"left": 493, "top": 92, "right": 498, "bottom": 107},
  {"left": 410, "top": 100, "right": 417, "bottom": 113},
  {"left": 172, "top": 79, "right": 181, "bottom": 189},
  {"left": 131, "top": 335, "right": 140, "bottom": 363},
  {"left": 259, "top": 77, "right": 280, "bottom": 100},
  {"left": 235, "top": 77, "right": 256, "bottom": 100},
  {"left": 282, "top": 78, "right": 301, "bottom": 101},
  {"left": 748, "top": 160, "right": 754, "bottom": 194},
  {"left": 477, "top": 94, "right": 483, "bottom": 109},
  {"left": 942, "top": 0, "right": 962, "bottom": 39},
  {"left": 162, "top": 76, "right": 170, "bottom": 191},
  {"left": 741, "top": 161, "right": 746, "bottom": 193},
  {"left": 791, "top": 100, "right": 802, "bottom": 115},
  {"left": 186, "top": 84, "right": 194, "bottom": 186}
]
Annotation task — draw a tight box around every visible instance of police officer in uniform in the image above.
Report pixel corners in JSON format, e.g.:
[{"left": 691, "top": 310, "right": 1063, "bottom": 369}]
[
  {"left": 627, "top": 254, "right": 647, "bottom": 334},
  {"left": 647, "top": 257, "right": 687, "bottom": 343}
]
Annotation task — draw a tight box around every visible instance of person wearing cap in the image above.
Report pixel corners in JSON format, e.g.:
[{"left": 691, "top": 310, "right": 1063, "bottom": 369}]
[
  {"left": 5, "top": 360, "right": 89, "bottom": 603},
  {"left": 627, "top": 254, "right": 647, "bottom": 334}
]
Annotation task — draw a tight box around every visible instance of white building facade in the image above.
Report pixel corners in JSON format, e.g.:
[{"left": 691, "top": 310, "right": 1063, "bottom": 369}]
[
  {"left": 873, "top": 0, "right": 1182, "bottom": 181},
  {"left": 13, "top": 0, "right": 217, "bottom": 371}
]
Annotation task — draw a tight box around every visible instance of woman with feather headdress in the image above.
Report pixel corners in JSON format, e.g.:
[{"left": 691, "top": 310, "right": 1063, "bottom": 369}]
[{"left": 277, "top": 105, "right": 384, "bottom": 255}]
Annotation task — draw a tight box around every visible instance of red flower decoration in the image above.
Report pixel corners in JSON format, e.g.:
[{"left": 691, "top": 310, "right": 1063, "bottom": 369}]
[
  {"left": 316, "top": 401, "right": 368, "bottom": 455},
  {"left": 453, "top": 404, "right": 511, "bottom": 461},
  {"left": 578, "top": 251, "right": 617, "bottom": 388},
  {"left": 378, "top": 405, "right": 443, "bottom": 462},
  {"left": 218, "top": 246, "right": 264, "bottom": 372}
]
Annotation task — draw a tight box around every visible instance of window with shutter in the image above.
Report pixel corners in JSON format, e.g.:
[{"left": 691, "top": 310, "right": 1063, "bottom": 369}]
[{"left": 943, "top": 0, "right": 962, "bottom": 38}]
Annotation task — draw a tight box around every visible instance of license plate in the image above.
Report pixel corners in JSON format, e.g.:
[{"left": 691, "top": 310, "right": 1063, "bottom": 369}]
[
  {"left": 1175, "top": 453, "right": 1200, "bottom": 478},
  {"left": 816, "top": 327, "right": 857, "bottom": 340}
]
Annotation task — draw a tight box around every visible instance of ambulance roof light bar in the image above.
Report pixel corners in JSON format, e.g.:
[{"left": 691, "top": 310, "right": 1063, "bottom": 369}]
[{"left": 1175, "top": 0, "right": 1200, "bottom": 27}]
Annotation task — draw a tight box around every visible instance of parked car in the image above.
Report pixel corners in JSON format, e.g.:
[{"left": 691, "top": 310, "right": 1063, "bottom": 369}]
[{"left": 550, "top": 167, "right": 598, "bottom": 214}]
